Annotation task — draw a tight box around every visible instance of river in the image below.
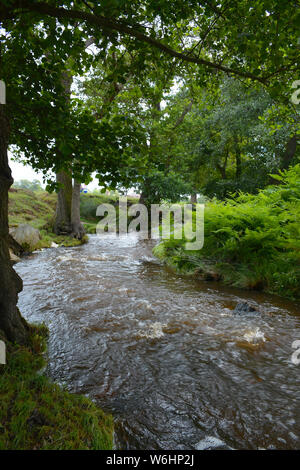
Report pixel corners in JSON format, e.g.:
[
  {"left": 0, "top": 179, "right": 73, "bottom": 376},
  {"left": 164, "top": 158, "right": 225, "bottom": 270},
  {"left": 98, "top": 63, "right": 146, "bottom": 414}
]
[{"left": 15, "top": 233, "right": 300, "bottom": 449}]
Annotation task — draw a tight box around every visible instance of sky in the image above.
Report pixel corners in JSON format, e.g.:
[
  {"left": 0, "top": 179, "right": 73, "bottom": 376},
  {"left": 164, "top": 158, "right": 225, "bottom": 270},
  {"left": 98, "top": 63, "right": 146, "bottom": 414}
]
[
  {"left": 9, "top": 154, "right": 139, "bottom": 196},
  {"left": 9, "top": 156, "right": 45, "bottom": 185},
  {"left": 9, "top": 153, "right": 100, "bottom": 190}
]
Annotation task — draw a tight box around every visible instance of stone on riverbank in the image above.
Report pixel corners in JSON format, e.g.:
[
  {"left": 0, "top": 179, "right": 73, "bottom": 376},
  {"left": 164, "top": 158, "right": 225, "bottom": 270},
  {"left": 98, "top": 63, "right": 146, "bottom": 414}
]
[{"left": 9, "top": 224, "right": 41, "bottom": 252}]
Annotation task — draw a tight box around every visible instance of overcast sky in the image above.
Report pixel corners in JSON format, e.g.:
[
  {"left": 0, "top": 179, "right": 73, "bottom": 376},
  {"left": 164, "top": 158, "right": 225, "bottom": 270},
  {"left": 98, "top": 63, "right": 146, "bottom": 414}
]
[
  {"left": 9, "top": 155, "right": 139, "bottom": 195},
  {"left": 9, "top": 153, "right": 100, "bottom": 190},
  {"left": 9, "top": 155, "right": 45, "bottom": 185}
]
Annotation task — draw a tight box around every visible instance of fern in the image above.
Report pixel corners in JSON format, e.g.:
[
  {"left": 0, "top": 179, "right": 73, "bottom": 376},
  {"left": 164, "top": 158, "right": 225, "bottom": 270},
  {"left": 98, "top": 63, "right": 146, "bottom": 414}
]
[{"left": 155, "top": 165, "right": 300, "bottom": 299}]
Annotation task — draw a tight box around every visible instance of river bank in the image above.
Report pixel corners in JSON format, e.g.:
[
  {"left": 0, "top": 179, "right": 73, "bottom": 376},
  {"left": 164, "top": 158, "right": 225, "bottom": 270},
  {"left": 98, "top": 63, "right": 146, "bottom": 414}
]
[
  {"left": 8, "top": 187, "right": 87, "bottom": 249},
  {"left": 0, "top": 324, "right": 114, "bottom": 450},
  {"left": 153, "top": 166, "right": 300, "bottom": 301}
]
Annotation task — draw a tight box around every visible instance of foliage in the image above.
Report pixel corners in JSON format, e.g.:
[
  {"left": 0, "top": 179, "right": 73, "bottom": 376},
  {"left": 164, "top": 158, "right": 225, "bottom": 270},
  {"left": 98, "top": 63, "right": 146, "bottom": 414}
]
[
  {"left": 155, "top": 78, "right": 299, "bottom": 199},
  {"left": 154, "top": 165, "right": 300, "bottom": 299},
  {"left": 13, "top": 179, "right": 43, "bottom": 192},
  {"left": 1, "top": 1, "right": 298, "bottom": 199},
  {"left": 137, "top": 170, "right": 191, "bottom": 206},
  {"left": 3, "top": 1, "right": 299, "bottom": 92}
]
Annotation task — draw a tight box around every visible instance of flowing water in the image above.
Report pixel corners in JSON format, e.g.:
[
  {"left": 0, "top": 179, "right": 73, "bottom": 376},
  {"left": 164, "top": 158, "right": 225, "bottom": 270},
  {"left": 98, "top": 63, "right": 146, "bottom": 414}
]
[{"left": 15, "top": 234, "right": 300, "bottom": 449}]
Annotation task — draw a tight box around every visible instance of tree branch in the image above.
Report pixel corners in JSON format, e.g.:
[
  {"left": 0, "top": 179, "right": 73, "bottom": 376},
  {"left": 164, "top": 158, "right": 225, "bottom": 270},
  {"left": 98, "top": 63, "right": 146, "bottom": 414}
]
[
  {"left": 173, "top": 100, "right": 193, "bottom": 129},
  {"left": 9, "top": 1, "right": 272, "bottom": 84}
]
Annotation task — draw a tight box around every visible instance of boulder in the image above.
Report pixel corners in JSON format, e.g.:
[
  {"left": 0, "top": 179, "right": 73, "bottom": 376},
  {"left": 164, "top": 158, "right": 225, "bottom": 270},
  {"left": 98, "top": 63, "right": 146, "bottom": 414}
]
[
  {"left": 10, "top": 224, "right": 41, "bottom": 252},
  {"left": 233, "top": 302, "right": 259, "bottom": 315}
]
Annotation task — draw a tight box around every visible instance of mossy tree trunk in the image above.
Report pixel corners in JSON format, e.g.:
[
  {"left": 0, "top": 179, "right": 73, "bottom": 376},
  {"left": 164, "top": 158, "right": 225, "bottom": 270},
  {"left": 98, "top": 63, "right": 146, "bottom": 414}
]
[
  {"left": 53, "top": 69, "right": 85, "bottom": 239},
  {"left": 0, "top": 104, "right": 29, "bottom": 344},
  {"left": 53, "top": 170, "right": 73, "bottom": 234}
]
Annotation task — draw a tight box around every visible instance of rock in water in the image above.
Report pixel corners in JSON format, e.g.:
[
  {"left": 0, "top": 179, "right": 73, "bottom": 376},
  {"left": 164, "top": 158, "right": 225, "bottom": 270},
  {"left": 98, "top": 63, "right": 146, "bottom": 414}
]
[
  {"left": 233, "top": 302, "right": 259, "bottom": 315},
  {"left": 10, "top": 224, "right": 41, "bottom": 252}
]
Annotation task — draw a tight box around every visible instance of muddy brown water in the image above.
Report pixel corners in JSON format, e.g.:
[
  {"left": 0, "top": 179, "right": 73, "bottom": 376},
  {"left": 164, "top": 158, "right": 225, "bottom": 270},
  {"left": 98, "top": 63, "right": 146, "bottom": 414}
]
[{"left": 15, "top": 233, "right": 300, "bottom": 449}]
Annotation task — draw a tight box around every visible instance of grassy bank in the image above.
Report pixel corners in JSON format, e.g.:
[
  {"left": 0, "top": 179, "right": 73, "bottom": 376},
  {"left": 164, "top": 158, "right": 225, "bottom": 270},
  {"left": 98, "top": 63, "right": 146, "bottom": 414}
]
[
  {"left": 9, "top": 188, "right": 139, "bottom": 242},
  {"left": 0, "top": 326, "right": 113, "bottom": 450},
  {"left": 153, "top": 165, "right": 300, "bottom": 301},
  {"left": 8, "top": 188, "right": 86, "bottom": 249}
]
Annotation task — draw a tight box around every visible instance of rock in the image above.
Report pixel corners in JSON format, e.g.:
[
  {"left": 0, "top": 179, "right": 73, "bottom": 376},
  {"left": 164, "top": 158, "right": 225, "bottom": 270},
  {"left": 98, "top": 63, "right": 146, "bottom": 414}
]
[
  {"left": 27, "top": 409, "right": 49, "bottom": 429},
  {"left": 10, "top": 224, "right": 41, "bottom": 252},
  {"left": 51, "top": 241, "right": 59, "bottom": 248},
  {"left": 9, "top": 249, "right": 21, "bottom": 264},
  {"left": 233, "top": 302, "right": 259, "bottom": 315},
  {"left": 8, "top": 233, "right": 24, "bottom": 256}
]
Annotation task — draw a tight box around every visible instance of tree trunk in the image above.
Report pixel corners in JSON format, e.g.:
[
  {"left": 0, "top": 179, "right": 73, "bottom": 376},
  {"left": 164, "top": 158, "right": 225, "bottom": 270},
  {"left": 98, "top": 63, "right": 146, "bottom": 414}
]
[
  {"left": 8, "top": 233, "right": 24, "bottom": 256},
  {"left": 234, "top": 135, "right": 242, "bottom": 179},
  {"left": 0, "top": 104, "right": 29, "bottom": 344},
  {"left": 139, "top": 190, "right": 146, "bottom": 206},
  {"left": 53, "top": 69, "right": 74, "bottom": 235},
  {"left": 217, "top": 165, "right": 226, "bottom": 179},
  {"left": 280, "top": 134, "right": 297, "bottom": 170},
  {"left": 216, "top": 150, "right": 228, "bottom": 180},
  {"left": 53, "top": 170, "right": 73, "bottom": 234},
  {"left": 190, "top": 193, "right": 197, "bottom": 204},
  {"left": 71, "top": 180, "right": 85, "bottom": 239},
  {"left": 268, "top": 135, "right": 298, "bottom": 185}
]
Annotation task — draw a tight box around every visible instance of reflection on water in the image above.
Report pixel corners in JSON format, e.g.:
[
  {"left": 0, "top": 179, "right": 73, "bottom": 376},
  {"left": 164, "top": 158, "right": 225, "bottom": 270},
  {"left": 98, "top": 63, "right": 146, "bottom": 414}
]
[{"left": 16, "top": 234, "right": 300, "bottom": 449}]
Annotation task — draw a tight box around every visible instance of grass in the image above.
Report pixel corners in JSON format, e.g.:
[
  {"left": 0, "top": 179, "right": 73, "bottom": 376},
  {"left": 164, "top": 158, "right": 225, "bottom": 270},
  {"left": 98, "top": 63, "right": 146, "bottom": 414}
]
[
  {"left": 153, "top": 165, "right": 300, "bottom": 301},
  {"left": 0, "top": 326, "right": 114, "bottom": 450},
  {"left": 8, "top": 188, "right": 140, "bottom": 240},
  {"left": 80, "top": 192, "right": 139, "bottom": 234},
  {"left": 8, "top": 188, "right": 87, "bottom": 249}
]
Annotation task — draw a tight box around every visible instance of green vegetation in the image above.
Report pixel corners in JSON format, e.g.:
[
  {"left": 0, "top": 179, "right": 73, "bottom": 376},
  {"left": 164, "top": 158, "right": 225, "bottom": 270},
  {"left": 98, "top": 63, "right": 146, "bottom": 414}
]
[
  {"left": 9, "top": 187, "right": 56, "bottom": 229},
  {"left": 154, "top": 165, "right": 300, "bottom": 300},
  {"left": 81, "top": 192, "right": 118, "bottom": 234},
  {"left": 80, "top": 192, "right": 139, "bottom": 234},
  {"left": 150, "top": 78, "right": 298, "bottom": 201},
  {"left": 0, "top": 326, "right": 113, "bottom": 450},
  {"left": 13, "top": 179, "right": 43, "bottom": 192},
  {"left": 8, "top": 188, "right": 85, "bottom": 249}
]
